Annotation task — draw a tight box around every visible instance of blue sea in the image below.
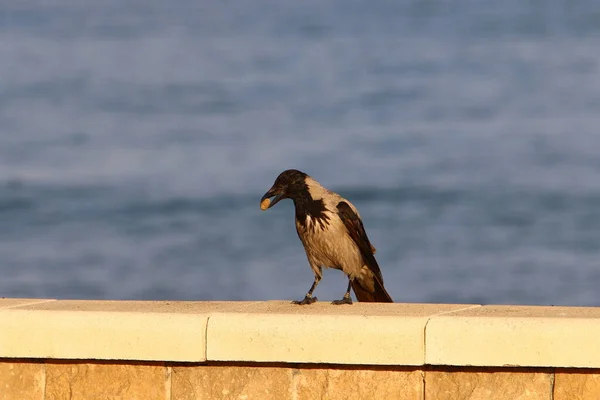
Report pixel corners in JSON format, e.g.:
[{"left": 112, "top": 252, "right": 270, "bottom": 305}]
[{"left": 2, "top": 1, "right": 600, "bottom": 306}]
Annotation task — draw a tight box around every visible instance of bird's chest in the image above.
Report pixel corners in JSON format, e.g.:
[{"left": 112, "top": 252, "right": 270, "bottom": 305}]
[{"left": 295, "top": 213, "right": 346, "bottom": 266}]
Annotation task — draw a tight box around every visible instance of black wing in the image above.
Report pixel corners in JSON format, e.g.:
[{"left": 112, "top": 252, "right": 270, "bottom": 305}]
[{"left": 336, "top": 201, "right": 384, "bottom": 283}]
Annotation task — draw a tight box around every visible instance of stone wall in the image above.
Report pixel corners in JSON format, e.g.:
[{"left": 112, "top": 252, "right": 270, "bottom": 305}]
[
  {"left": 3, "top": 360, "right": 600, "bottom": 399},
  {"left": 1, "top": 298, "right": 600, "bottom": 399}
]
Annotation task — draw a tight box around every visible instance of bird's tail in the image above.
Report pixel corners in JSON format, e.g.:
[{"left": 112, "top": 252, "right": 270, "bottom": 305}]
[{"left": 352, "top": 275, "right": 394, "bottom": 303}]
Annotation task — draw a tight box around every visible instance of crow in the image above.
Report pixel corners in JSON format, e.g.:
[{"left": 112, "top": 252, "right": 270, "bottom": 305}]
[{"left": 260, "top": 169, "right": 393, "bottom": 305}]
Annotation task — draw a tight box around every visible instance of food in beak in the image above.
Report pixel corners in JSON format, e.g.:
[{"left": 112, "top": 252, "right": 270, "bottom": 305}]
[{"left": 260, "top": 198, "right": 271, "bottom": 210}]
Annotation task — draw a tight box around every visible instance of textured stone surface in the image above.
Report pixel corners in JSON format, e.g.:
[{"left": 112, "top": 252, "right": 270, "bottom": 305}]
[
  {"left": 294, "top": 366, "right": 423, "bottom": 400},
  {"left": 9, "top": 359, "right": 600, "bottom": 400},
  {"left": 172, "top": 364, "right": 293, "bottom": 400},
  {"left": 0, "top": 361, "right": 44, "bottom": 400},
  {"left": 425, "top": 368, "right": 552, "bottom": 400},
  {"left": 427, "top": 305, "right": 600, "bottom": 368},
  {"left": 208, "top": 301, "right": 478, "bottom": 365},
  {"left": 0, "top": 299, "right": 55, "bottom": 309},
  {"left": 554, "top": 369, "right": 600, "bottom": 400},
  {"left": 45, "top": 362, "right": 167, "bottom": 400},
  {"left": 0, "top": 300, "right": 248, "bottom": 362}
]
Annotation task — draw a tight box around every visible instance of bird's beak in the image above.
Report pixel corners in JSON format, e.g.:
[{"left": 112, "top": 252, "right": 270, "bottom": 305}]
[{"left": 260, "top": 187, "right": 285, "bottom": 210}]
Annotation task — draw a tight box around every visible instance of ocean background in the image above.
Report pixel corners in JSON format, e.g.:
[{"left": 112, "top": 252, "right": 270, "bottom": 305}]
[{"left": 1, "top": 0, "right": 600, "bottom": 306}]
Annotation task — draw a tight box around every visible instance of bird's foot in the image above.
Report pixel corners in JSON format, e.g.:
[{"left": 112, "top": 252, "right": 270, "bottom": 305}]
[
  {"left": 292, "top": 296, "right": 318, "bottom": 305},
  {"left": 331, "top": 296, "right": 353, "bottom": 305}
]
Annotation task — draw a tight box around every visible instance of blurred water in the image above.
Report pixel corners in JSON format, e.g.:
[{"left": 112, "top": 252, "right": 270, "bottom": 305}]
[{"left": 2, "top": 0, "right": 600, "bottom": 306}]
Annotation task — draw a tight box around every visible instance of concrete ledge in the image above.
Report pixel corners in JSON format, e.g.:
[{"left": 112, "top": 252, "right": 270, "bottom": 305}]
[
  {"left": 2, "top": 299, "right": 600, "bottom": 398},
  {"left": 0, "top": 300, "right": 246, "bottom": 362},
  {"left": 207, "top": 302, "right": 477, "bottom": 365},
  {"left": 426, "top": 305, "right": 600, "bottom": 368},
  {"left": 1, "top": 299, "right": 600, "bottom": 368}
]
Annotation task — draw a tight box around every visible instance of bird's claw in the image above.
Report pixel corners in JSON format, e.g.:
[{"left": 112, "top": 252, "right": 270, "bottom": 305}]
[
  {"left": 331, "top": 297, "right": 353, "bottom": 305},
  {"left": 292, "top": 296, "right": 318, "bottom": 305}
]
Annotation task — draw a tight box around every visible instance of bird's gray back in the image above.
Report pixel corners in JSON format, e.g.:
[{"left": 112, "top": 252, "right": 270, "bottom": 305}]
[{"left": 295, "top": 177, "right": 364, "bottom": 278}]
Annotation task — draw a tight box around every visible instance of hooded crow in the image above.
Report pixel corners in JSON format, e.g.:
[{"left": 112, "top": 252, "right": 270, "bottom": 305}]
[{"left": 260, "top": 169, "right": 393, "bottom": 305}]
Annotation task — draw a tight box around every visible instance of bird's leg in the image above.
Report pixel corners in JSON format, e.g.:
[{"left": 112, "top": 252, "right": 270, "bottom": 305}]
[
  {"left": 331, "top": 278, "right": 353, "bottom": 305},
  {"left": 292, "top": 275, "right": 321, "bottom": 305}
]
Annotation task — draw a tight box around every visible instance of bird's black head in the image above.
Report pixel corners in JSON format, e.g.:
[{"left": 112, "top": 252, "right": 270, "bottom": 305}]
[{"left": 260, "top": 169, "right": 308, "bottom": 210}]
